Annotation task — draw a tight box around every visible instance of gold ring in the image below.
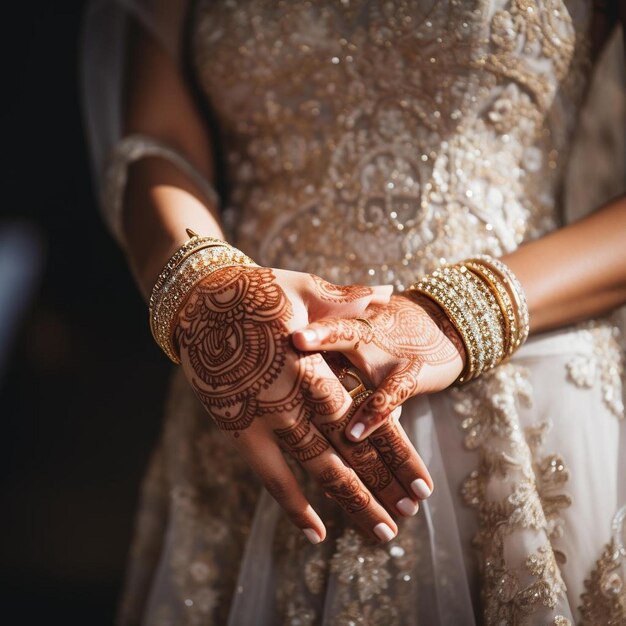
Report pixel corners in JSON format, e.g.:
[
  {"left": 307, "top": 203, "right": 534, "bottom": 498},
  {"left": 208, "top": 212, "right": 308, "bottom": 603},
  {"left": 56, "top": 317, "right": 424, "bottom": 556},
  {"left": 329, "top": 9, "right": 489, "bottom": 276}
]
[
  {"left": 341, "top": 367, "right": 367, "bottom": 393},
  {"left": 355, "top": 317, "right": 374, "bottom": 331}
]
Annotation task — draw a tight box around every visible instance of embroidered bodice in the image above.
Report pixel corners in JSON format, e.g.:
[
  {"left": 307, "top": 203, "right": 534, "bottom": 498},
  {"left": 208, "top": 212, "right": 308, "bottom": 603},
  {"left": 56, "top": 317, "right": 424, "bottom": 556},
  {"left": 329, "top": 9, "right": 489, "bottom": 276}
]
[{"left": 191, "top": 0, "right": 592, "bottom": 289}]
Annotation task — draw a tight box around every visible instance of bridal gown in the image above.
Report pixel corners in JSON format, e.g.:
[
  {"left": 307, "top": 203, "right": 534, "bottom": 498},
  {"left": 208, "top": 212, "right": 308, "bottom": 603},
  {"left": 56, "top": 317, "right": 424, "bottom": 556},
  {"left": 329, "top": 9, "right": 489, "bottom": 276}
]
[{"left": 109, "top": 1, "right": 626, "bottom": 624}]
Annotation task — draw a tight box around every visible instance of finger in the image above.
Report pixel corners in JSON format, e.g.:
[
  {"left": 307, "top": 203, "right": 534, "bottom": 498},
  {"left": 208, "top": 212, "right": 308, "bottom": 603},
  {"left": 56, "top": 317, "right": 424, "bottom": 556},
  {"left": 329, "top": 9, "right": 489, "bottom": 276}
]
[
  {"left": 303, "top": 355, "right": 419, "bottom": 517},
  {"left": 307, "top": 275, "right": 393, "bottom": 320},
  {"left": 272, "top": 400, "right": 399, "bottom": 542},
  {"left": 346, "top": 364, "right": 418, "bottom": 441},
  {"left": 292, "top": 317, "right": 370, "bottom": 353},
  {"left": 318, "top": 400, "right": 419, "bottom": 517},
  {"left": 236, "top": 426, "right": 327, "bottom": 543},
  {"left": 370, "top": 285, "right": 395, "bottom": 304},
  {"left": 369, "top": 419, "right": 434, "bottom": 501}
]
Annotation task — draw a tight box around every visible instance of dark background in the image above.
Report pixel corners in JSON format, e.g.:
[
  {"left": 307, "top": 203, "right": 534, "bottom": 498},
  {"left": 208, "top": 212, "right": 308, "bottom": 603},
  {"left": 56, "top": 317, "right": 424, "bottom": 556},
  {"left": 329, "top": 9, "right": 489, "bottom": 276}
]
[{"left": 1, "top": 2, "right": 170, "bottom": 623}]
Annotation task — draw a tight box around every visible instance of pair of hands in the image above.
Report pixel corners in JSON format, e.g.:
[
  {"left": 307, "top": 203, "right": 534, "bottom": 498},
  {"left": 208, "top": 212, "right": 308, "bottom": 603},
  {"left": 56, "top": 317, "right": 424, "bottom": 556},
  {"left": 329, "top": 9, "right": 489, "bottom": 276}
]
[{"left": 173, "top": 265, "right": 465, "bottom": 544}]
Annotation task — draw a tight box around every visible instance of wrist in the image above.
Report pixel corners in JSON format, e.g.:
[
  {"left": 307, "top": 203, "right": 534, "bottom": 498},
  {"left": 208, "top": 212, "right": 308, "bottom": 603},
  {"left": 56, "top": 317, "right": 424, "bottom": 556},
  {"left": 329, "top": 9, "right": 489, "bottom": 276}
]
[
  {"left": 122, "top": 157, "right": 226, "bottom": 300},
  {"left": 149, "top": 231, "right": 258, "bottom": 363},
  {"left": 402, "top": 290, "right": 468, "bottom": 371},
  {"left": 405, "top": 255, "right": 529, "bottom": 384}
]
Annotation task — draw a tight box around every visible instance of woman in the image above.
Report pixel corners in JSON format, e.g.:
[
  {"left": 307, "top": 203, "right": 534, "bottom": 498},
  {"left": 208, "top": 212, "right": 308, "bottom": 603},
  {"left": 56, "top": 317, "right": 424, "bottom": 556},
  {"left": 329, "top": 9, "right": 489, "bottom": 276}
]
[{"left": 82, "top": 1, "right": 626, "bottom": 624}]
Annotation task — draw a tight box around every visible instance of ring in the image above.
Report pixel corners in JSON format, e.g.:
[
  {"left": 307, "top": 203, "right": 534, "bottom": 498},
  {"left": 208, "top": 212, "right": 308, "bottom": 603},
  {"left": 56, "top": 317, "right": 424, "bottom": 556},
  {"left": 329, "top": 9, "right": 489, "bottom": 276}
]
[
  {"left": 355, "top": 317, "right": 374, "bottom": 331},
  {"left": 321, "top": 352, "right": 371, "bottom": 396}
]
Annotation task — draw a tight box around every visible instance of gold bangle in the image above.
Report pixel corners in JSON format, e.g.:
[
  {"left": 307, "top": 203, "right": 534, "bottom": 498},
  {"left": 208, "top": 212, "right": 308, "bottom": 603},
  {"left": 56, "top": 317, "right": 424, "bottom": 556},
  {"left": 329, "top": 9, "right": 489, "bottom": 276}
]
[
  {"left": 409, "top": 272, "right": 482, "bottom": 383},
  {"left": 148, "top": 229, "right": 229, "bottom": 316},
  {"left": 463, "top": 260, "right": 515, "bottom": 357},
  {"left": 469, "top": 255, "right": 529, "bottom": 349},
  {"left": 148, "top": 231, "right": 258, "bottom": 363},
  {"left": 435, "top": 265, "right": 503, "bottom": 379},
  {"left": 457, "top": 265, "right": 506, "bottom": 370},
  {"left": 406, "top": 254, "right": 529, "bottom": 384}
]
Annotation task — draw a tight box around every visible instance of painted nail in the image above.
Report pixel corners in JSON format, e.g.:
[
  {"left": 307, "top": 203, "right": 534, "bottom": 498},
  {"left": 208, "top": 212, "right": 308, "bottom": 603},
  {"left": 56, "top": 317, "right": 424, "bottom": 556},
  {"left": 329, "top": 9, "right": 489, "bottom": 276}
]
[
  {"left": 411, "top": 478, "right": 432, "bottom": 499},
  {"left": 349, "top": 422, "right": 365, "bottom": 439},
  {"left": 302, "top": 528, "right": 321, "bottom": 544},
  {"left": 396, "top": 498, "right": 419, "bottom": 516},
  {"left": 300, "top": 329, "right": 318, "bottom": 343},
  {"left": 373, "top": 522, "right": 396, "bottom": 543}
]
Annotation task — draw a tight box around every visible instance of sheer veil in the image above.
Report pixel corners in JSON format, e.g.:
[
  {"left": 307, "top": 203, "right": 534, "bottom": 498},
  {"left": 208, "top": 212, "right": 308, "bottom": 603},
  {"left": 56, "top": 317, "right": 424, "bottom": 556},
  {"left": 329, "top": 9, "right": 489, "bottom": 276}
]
[{"left": 80, "top": 0, "right": 193, "bottom": 243}]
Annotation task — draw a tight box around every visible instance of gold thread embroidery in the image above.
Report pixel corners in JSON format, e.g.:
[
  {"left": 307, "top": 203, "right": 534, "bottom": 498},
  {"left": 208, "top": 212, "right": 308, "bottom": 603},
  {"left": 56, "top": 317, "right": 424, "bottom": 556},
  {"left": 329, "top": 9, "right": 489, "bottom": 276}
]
[
  {"left": 453, "top": 364, "right": 572, "bottom": 624},
  {"left": 578, "top": 505, "right": 626, "bottom": 626}
]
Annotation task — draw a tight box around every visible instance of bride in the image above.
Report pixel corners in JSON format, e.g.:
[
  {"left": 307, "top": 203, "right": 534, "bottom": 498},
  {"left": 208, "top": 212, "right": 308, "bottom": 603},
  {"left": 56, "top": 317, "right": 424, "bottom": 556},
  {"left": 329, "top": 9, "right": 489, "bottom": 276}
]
[{"left": 82, "top": 1, "right": 626, "bottom": 624}]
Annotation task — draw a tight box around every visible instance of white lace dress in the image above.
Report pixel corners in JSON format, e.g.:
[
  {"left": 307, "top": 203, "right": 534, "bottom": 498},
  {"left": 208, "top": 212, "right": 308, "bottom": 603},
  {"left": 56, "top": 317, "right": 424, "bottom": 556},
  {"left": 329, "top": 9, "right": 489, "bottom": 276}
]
[{"left": 102, "top": 1, "right": 626, "bottom": 624}]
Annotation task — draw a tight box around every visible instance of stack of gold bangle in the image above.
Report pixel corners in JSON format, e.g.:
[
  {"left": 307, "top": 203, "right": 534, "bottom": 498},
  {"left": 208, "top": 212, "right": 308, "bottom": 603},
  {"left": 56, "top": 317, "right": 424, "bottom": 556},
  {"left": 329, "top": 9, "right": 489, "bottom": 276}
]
[
  {"left": 148, "top": 229, "right": 258, "bottom": 364},
  {"left": 407, "top": 254, "right": 529, "bottom": 384}
]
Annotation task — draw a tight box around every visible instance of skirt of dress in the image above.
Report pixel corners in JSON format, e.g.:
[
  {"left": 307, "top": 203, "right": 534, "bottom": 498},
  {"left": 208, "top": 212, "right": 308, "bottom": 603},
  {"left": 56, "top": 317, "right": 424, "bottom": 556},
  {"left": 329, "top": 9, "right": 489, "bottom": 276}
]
[{"left": 116, "top": 316, "right": 626, "bottom": 626}]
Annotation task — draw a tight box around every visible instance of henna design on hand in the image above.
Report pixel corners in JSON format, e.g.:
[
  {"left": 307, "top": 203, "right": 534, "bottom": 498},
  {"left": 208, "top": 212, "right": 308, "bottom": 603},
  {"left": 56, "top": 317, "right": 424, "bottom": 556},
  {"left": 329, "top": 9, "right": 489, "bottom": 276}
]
[
  {"left": 273, "top": 406, "right": 330, "bottom": 462},
  {"left": 175, "top": 266, "right": 312, "bottom": 436},
  {"left": 404, "top": 291, "right": 466, "bottom": 360},
  {"left": 290, "top": 434, "right": 330, "bottom": 462},
  {"left": 369, "top": 422, "right": 411, "bottom": 472},
  {"left": 312, "top": 295, "right": 462, "bottom": 428},
  {"left": 350, "top": 441, "right": 393, "bottom": 491},
  {"left": 317, "top": 392, "right": 392, "bottom": 492},
  {"left": 310, "top": 274, "right": 373, "bottom": 302},
  {"left": 319, "top": 466, "right": 370, "bottom": 513},
  {"left": 274, "top": 407, "right": 311, "bottom": 447},
  {"left": 301, "top": 353, "right": 348, "bottom": 416}
]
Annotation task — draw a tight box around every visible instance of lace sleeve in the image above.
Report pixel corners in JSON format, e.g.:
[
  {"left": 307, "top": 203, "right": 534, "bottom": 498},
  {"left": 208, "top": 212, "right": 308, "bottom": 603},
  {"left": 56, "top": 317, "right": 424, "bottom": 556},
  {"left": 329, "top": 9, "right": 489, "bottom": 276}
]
[{"left": 101, "top": 133, "right": 221, "bottom": 248}]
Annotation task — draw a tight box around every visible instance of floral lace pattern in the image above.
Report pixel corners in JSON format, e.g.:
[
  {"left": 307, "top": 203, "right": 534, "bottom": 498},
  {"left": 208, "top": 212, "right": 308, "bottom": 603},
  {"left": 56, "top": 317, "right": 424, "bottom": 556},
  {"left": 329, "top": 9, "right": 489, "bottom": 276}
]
[
  {"left": 578, "top": 505, "right": 626, "bottom": 625},
  {"left": 452, "top": 364, "right": 572, "bottom": 624},
  {"left": 566, "top": 319, "right": 625, "bottom": 419},
  {"left": 120, "top": 370, "right": 261, "bottom": 626}
]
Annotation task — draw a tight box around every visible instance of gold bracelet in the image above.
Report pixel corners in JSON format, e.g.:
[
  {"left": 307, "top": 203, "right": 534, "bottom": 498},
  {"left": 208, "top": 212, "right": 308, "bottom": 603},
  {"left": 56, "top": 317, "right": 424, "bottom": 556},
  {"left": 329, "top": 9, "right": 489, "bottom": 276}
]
[
  {"left": 463, "top": 260, "right": 516, "bottom": 357},
  {"left": 149, "top": 230, "right": 258, "bottom": 363},
  {"left": 148, "top": 229, "right": 229, "bottom": 316},
  {"left": 469, "top": 255, "right": 530, "bottom": 349},
  {"left": 456, "top": 265, "right": 506, "bottom": 370},
  {"left": 410, "top": 271, "right": 482, "bottom": 383},
  {"left": 407, "top": 254, "right": 529, "bottom": 384},
  {"left": 434, "top": 266, "right": 504, "bottom": 379}
]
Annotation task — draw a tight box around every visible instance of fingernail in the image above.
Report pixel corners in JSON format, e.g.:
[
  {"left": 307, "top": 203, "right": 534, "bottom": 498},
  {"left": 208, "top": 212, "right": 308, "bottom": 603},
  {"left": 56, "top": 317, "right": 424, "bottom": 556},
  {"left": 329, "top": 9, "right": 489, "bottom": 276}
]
[
  {"left": 373, "top": 522, "right": 396, "bottom": 543},
  {"left": 303, "top": 528, "right": 321, "bottom": 544},
  {"left": 390, "top": 406, "right": 402, "bottom": 421},
  {"left": 396, "top": 498, "right": 419, "bottom": 516},
  {"left": 349, "top": 422, "right": 365, "bottom": 439},
  {"left": 411, "top": 478, "right": 432, "bottom": 499},
  {"left": 300, "top": 329, "right": 318, "bottom": 343}
]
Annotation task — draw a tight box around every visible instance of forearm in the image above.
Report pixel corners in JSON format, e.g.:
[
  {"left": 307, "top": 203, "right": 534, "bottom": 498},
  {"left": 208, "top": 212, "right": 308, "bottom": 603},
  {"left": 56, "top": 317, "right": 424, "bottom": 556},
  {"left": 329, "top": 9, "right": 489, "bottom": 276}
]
[
  {"left": 503, "top": 193, "right": 626, "bottom": 334},
  {"left": 122, "top": 157, "right": 226, "bottom": 300},
  {"left": 121, "top": 16, "right": 226, "bottom": 301}
]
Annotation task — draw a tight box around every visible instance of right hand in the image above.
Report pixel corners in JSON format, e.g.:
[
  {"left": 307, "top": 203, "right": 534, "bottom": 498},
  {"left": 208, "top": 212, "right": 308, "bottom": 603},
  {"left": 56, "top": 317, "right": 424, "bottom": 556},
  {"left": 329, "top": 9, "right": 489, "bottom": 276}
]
[{"left": 174, "top": 265, "right": 432, "bottom": 543}]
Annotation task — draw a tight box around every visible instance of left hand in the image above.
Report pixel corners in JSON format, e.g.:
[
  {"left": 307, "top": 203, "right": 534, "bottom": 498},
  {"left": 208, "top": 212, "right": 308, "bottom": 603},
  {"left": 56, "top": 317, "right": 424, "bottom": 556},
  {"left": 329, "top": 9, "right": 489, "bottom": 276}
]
[{"left": 292, "top": 292, "right": 466, "bottom": 442}]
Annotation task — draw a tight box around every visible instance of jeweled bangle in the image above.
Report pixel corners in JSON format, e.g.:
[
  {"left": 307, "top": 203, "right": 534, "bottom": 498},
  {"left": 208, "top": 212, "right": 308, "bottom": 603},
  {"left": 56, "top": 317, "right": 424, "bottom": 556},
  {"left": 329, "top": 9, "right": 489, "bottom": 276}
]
[
  {"left": 406, "top": 254, "right": 529, "bottom": 385},
  {"left": 463, "top": 260, "right": 516, "bottom": 357},
  {"left": 435, "top": 265, "right": 505, "bottom": 377},
  {"left": 456, "top": 265, "right": 506, "bottom": 370},
  {"left": 148, "top": 232, "right": 230, "bottom": 316},
  {"left": 149, "top": 232, "right": 258, "bottom": 364},
  {"left": 409, "top": 272, "right": 482, "bottom": 383},
  {"left": 469, "top": 254, "right": 530, "bottom": 349}
]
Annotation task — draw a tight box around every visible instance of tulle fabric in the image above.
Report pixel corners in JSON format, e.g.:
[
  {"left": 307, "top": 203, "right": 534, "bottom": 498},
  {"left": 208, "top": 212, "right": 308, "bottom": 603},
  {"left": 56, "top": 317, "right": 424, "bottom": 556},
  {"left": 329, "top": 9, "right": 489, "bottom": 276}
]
[
  {"left": 226, "top": 324, "right": 625, "bottom": 625},
  {"left": 117, "top": 321, "right": 625, "bottom": 625}
]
